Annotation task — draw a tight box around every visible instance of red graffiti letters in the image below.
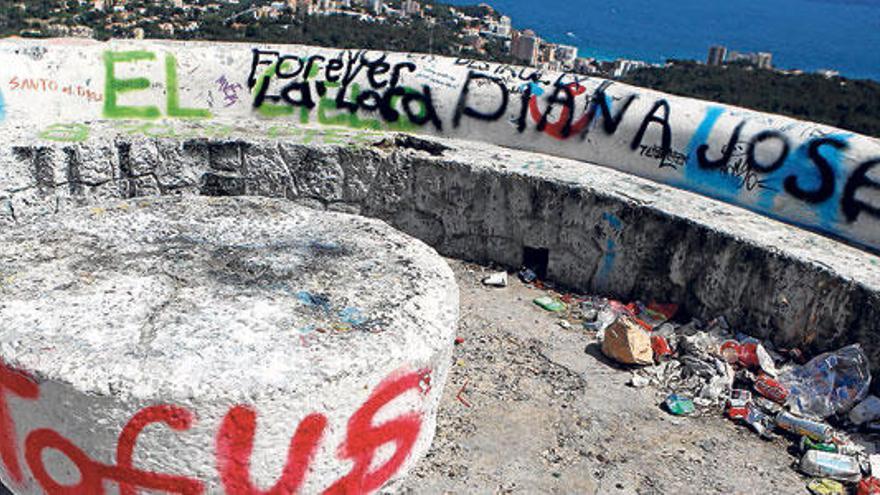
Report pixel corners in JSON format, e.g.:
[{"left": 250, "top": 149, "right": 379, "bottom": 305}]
[
  {"left": 24, "top": 405, "right": 205, "bottom": 495},
  {"left": 216, "top": 406, "right": 327, "bottom": 494},
  {"left": 528, "top": 83, "right": 591, "bottom": 140},
  {"left": 323, "top": 370, "right": 427, "bottom": 495},
  {"left": 0, "top": 362, "right": 39, "bottom": 484},
  {"left": 0, "top": 360, "right": 429, "bottom": 494},
  {"left": 116, "top": 405, "right": 205, "bottom": 495}
]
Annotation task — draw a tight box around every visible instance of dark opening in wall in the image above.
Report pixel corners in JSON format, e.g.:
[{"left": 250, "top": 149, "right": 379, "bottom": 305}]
[
  {"left": 522, "top": 246, "right": 549, "bottom": 280},
  {"left": 200, "top": 172, "right": 246, "bottom": 197}
]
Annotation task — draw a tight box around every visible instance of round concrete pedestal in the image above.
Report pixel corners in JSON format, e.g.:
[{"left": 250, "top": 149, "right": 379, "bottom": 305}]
[{"left": 0, "top": 196, "right": 458, "bottom": 494}]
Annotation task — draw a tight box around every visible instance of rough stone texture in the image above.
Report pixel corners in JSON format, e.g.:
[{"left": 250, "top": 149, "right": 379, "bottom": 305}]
[
  {"left": 0, "top": 196, "right": 458, "bottom": 494},
  {"left": 1, "top": 38, "right": 879, "bottom": 250},
  {"left": 2, "top": 124, "right": 878, "bottom": 377}
]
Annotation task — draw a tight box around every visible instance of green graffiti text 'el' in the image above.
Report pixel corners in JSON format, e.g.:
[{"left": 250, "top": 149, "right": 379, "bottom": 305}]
[{"left": 103, "top": 51, "right": 211, "bottom": 120}]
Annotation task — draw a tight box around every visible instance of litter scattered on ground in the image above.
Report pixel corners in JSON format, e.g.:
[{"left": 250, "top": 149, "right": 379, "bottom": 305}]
[
  {"left": 665, "top": 393, "right": 696, "bottom": 416},
  {"left": 807, "top": 478, "right": 846, "bottom": 495},
  {"left": 482, "top": 271, "right": 508, "bottom": 287},
  {"left": 495, "top": 265, "right": 880, "bottom": 493},
  {"left": 800, "top": 450, "right": 863, "bottom": 482},
  {"left": 533, "top": 296, "right": 566, "bottom": 312},
  {"left": 602, "top": 316, "right": 653, "bottom": 366}
]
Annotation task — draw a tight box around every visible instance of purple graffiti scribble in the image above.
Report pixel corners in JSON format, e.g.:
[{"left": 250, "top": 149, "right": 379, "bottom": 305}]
[{"left": 215, "top": 75, "right": 243, "bottom": 108}]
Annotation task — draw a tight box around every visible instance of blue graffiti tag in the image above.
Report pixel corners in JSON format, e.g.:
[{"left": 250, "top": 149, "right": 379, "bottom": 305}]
[
  {"left": 755, "top": 133, "right": 852, "bottom": 231},
  {"left": 681, "top": 106, "right": 745, "bottom": 202}
]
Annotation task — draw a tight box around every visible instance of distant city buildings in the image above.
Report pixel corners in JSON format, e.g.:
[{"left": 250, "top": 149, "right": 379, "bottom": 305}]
[
  {"left": 402, "top": 0, "right": 421, "bottom": 17},
  {"left": 707, "top": 45, "right": 773, "bottom": 70},
  {"left": 554, "top": 44, "right": 578, "bottom": 65},
  {"left": 38, "top": 0, "right": 822, "bottom": 82},
  {"left": 613, "top": 59, "right": 648, "bottom": 78},
  {"left": 510, "top": 29, "right": 540, "bottom": 66},
  {"left": 707, "top": 45, "right": 727, "bottom": 66}
]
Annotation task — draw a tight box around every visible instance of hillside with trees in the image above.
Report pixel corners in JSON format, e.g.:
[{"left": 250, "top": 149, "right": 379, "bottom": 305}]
[{"left": 623, "top": 61, "right": 880, "bottom": 138}]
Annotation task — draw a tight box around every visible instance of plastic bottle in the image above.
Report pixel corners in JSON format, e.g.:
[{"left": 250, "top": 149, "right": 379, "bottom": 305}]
[{"left": 850, "top": 395, "right": 880, "bottom": 425}]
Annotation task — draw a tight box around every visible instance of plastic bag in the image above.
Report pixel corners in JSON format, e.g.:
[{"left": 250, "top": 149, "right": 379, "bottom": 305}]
[{"left": 780, "top": 344, "right": 871, "bottom": 419}]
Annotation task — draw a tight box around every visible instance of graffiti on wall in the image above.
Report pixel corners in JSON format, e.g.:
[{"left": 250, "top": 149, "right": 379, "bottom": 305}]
[
  {"left": 0, "top": 360, "right": 430, "bottom": 494},
  {"left": 5, "top": 43, "right": 880, "bottom": 250},
  {"left": 103, "top": 51, "right": 211, "bottom": 120},
  {"left": 8, "top": 76, "right": 102, "bottom": 104},
  {"left": 238, "top": 47, "right": 880, "bottom": 247}
]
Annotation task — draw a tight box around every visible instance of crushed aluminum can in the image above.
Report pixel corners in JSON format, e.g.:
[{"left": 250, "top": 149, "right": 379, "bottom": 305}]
[
  {"left": 800, "top": 450, "right": 862, "bottom": 482},
  {"left": 651, "top": 334, "right": 673, "bottom": 360},
  {"left": 744, "top": 407, "right": 773, "bottom": 438},
  {"left": 518, "top": 267, "right": 537, "bottom": 283},
  {"left": 753, "top": 396, "right": 784, "bottom": 415},
  {"left": 858, "top": 477, "right": 880, "bottom": 495},
  {"left": 726, "top": 389, "right": 751, "bottom": 420},
  {"left": 754, "top": 374, "right": 789, "bottom": 404},
  {"left": 776, "top": 411, "right": 833, "bottom": 442}
]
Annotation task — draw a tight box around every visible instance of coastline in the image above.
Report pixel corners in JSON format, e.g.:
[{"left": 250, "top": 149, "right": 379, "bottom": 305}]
[{"left": 442, "top": 0, "right": 880, "bottom": 82}]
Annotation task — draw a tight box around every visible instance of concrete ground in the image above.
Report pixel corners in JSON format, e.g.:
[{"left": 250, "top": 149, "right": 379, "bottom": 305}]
[{"left": 400, "top": 259, "right": 807, "bottom": 495}]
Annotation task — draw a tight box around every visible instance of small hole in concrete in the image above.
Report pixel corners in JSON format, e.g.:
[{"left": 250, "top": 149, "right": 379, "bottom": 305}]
[{"left": 522, "top": 246, "right": 549, "bottom": 279}]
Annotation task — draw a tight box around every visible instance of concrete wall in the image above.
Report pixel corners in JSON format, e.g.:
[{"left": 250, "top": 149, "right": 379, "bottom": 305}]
[
  {"left": 2, "top": 118, "right": 878, "bottom": 371},
  {"left": 1, "top": 38, "right": 879, "bottom": 252}
]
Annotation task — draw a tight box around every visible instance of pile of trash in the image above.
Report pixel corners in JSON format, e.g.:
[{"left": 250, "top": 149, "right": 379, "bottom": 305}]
[
  {"left": 493, "top": 268, "right": 880, "bottom": 494},
  {"left": 598, "top": 300, "right": 879, "bottom": 494}
]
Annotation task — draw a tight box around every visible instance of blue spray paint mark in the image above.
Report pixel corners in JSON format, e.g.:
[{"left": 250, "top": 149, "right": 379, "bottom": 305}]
[
  {"left": 754, "top": 132, "right": 852, "bottom": 231},
  {"left": 339, "top": 307, "right": 368, "bottom": 326},
  {"left": 0, "top": 89, "right": 5, "bottom": 122},
  {"left": 596, "top": 239, "right": 617, "bottom": 288},
  {"left": 585, "top": 93, "right": 616, "bottom": 133},
  {"left": 527, "top": 81, "right": 544, "bottom": 96},
  {"left": 602, "top": 212, "right": 623, "bottom": 231},
  {"left": 680, "top": 106, "right": 744, "bottom": 202},
  {"left": 296, "top": 291, "right": 331, "bottom": 311},
  {"left": 595, "top": 212, "right": 622, "bottom": 287}
]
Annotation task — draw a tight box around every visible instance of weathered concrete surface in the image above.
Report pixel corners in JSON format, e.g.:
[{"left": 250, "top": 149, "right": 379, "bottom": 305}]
[
  {"left": 403, "top": 260, "right": 807, "bottom": 494},
  {"left": 0, "top": 196, "right": 458, "bottom": 494},
  {"left": 1, "top": 123, "right": 877, "bottom": 378},
  {"left": 1, "top": 38, "right": 879, "bottom": 250}
]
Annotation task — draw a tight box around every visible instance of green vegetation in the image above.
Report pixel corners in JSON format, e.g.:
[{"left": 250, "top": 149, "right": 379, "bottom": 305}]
[
  {"left": 3, "top": 1, "right": 878, "bottom": 138},
  {"left": 623, "top": 61, "right": 880, "bottom": 138}
]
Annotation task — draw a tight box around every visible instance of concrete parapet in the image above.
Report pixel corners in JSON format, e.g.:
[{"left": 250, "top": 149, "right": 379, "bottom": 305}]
[{"left": 0, "top": 38, "right": 878, "bottom": 251}]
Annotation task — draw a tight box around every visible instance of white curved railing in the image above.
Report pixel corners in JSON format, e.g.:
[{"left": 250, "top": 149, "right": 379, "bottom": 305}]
[{"left": 2, "top": 38, "right": 879, "bottom": 251}]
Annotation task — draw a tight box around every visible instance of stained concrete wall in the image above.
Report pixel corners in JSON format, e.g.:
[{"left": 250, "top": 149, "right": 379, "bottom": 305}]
[
  {"left": 1, "top": 38, "right": 879, "bottom": 252},
  {"left": 1, "top": 119, "right": 878, "bottom": 367}
]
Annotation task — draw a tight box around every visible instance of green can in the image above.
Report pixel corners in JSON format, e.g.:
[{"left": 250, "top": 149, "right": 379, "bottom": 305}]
[{"left": 800, "top": 436, "right": 838, "bottom": 453}]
